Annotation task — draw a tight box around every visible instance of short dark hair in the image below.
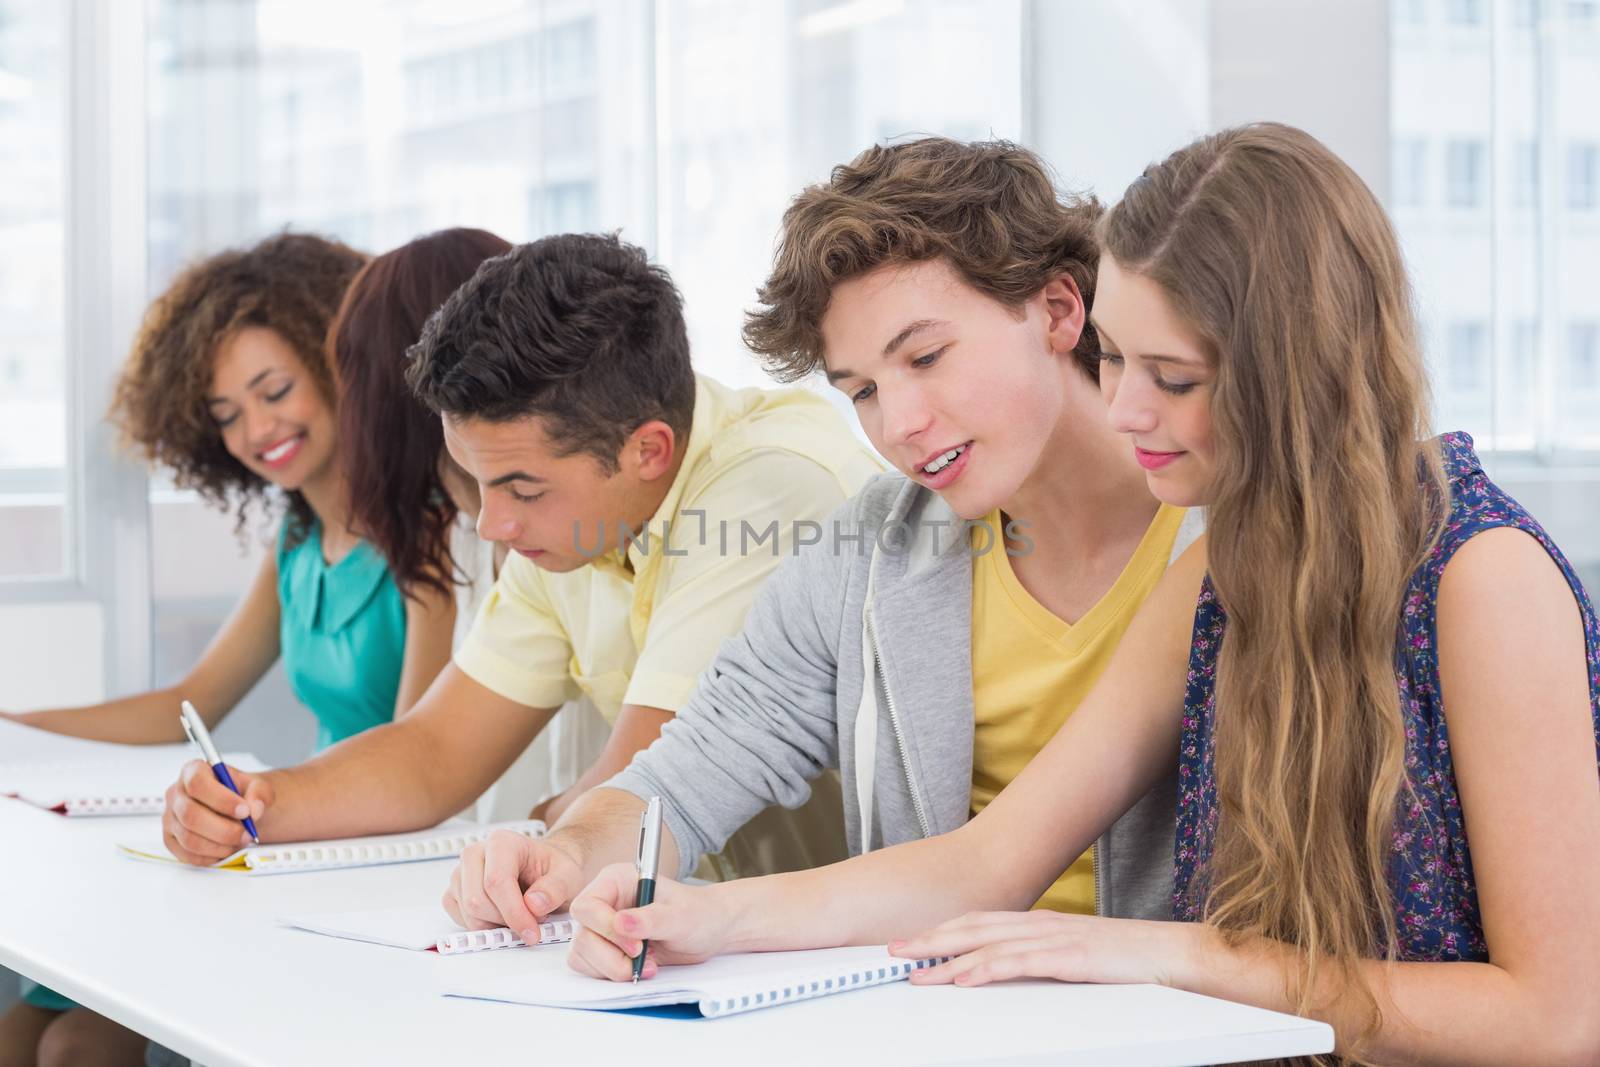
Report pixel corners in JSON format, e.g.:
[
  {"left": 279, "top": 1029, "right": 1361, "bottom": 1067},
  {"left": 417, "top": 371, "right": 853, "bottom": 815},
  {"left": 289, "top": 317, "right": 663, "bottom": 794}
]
[
  {"left": 331, "top": 227, "right": 512, "bottom": 600},
  {"left": 405, "top": 233, "right": 696, "bottom": 472}
]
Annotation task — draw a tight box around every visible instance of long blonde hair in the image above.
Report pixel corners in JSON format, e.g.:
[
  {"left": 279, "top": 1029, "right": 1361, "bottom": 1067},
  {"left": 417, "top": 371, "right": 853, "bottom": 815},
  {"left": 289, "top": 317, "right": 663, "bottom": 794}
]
[{"left": 1100, "top": 123, "right": 1448, "bottom": 1059}]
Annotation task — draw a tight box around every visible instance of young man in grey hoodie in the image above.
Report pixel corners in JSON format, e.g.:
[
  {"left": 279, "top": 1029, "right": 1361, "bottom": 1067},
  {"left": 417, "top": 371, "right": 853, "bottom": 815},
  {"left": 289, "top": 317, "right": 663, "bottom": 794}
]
[{"left": 442, "top": 138, "right": 1202, "bottom": 946}]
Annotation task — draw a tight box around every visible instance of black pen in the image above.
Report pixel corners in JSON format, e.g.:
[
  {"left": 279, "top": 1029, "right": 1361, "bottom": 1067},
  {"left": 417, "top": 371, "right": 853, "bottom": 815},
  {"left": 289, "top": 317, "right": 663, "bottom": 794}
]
[{"left": 632, "top": 796, "right": 664, "bottom": 982}]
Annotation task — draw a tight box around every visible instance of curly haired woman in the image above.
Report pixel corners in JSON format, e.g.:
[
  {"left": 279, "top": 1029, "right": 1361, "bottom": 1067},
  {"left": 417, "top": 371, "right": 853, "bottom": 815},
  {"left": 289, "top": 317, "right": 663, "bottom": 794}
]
[{"left": 1, "top": 233, "right": 458, "bottom": 1067}]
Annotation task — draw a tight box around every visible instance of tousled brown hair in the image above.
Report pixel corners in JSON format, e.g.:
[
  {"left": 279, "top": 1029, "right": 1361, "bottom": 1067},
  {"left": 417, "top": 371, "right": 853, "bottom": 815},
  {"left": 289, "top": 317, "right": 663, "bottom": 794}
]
[
  {"left": 110, "top": 232, "right": 367, "bottom": 536},
  {"left": 331, "top": 228, "right": 512, "bottom": 600},
  {"left": 744, "top": 137, "right": 1103, "bottom": 381},
  {"left": 1101, "top": 123, "right": 1447, "bottom": 1063}
]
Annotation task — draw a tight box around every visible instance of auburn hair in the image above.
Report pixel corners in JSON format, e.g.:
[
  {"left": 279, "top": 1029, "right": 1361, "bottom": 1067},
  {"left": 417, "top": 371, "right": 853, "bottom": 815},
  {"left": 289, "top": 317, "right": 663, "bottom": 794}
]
[
  {"left": 1100, "top": 123, "right": 1447, "bottom": 1064},
  {"left": 330, "top": 228, "right": 512, "bottom": 599}
]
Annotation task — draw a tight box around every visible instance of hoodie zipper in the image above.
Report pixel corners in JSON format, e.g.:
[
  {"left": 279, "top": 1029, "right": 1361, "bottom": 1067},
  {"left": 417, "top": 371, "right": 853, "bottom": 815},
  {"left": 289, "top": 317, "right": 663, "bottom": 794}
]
[
  {"left": 1092, "top": 839, "right": 1105, "bottom": 917},
  {"left": 866, "top": 609, "right": 933, "bottom": 839}
]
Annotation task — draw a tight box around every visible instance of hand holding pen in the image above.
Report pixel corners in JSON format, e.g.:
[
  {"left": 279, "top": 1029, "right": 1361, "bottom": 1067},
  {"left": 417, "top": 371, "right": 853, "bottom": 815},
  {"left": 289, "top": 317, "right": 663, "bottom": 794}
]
[
  {"left": 177, "top": 699, "right": 260, "bottom": 845},
  {"left": 632, "top": 796, "right": 664, "bottom": 982}
]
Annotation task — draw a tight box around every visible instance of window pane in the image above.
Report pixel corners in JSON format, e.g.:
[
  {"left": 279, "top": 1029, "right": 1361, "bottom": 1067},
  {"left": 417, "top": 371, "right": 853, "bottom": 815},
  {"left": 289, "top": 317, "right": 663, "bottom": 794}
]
[
  {"left": 143, "top": 0, "right": 653, "bottom": 763},
  {"left": 656, "top": 0, "right": 1025, "bottom": 392},
  {"left": 0, "top": 0, "right": 66, "bottom": 578}
]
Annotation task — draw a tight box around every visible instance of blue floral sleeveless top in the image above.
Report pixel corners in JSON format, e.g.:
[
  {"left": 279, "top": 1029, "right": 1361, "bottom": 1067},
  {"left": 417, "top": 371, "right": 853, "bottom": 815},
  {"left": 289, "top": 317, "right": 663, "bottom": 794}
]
[{"left": 1173, "top": 433, "right": 1600, "bottom": 960}]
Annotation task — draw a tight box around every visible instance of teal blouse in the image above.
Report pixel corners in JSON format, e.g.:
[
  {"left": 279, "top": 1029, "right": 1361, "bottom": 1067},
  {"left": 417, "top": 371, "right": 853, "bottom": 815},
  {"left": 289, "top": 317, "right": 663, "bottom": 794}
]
[{"left": 276, "top": 518, "right": 407, "bottom": 752}]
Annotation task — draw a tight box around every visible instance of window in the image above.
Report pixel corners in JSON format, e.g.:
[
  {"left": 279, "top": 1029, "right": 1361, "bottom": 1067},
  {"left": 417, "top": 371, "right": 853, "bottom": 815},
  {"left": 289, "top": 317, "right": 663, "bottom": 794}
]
[
  {"left": 653, "top": 0, "right": 1025, "bottom": 391},
  {"left": 1392, "top": 137, "right": 1428, "bottom": 208},
  {"left": 1395, "top": 0, "right": 1429, "bottom": 26},
  {"left": 1511, "top": 319, "right": 1541, "bottom": 380},
  {"left": 1445, "top": 139, "right": 1486, "bottom": 209},
  {"left": 1513, "top": 139, "right": 1539, "bottom": 208},
  {"left": 1570, "top": 323, "right": 1600, "bottom": 391},
  {"left": 1445, "top": 0, "right": 1485, "bottom": 24},
  {"left": 1446, "top": 321, "right": 1488, "bottom": 391},
  {"left": 0, "top": 0, "right": 66, "bottom": 578},
  {"left": 1568, "top": 142, "right": 1598, "bottom": 210}
]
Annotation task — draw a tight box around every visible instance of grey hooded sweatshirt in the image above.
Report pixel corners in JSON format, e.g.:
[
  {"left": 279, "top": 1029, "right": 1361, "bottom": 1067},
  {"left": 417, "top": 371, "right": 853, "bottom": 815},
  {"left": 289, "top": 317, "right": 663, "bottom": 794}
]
[{"left": 608, "top": 472, "right": 1204, "bottom": 920}]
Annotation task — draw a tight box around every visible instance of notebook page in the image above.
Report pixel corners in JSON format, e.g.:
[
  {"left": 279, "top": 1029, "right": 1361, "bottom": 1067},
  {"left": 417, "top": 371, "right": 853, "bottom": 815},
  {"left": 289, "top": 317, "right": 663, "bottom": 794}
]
[
  {"left": 117, "top": 818, "right": 546, "bottom": 874},
  {"left": 2, "top": 746, "right": 264, "bottom": 815},
  {"left": 446, "top": 945, "right": 939, "bottom": 1016},
  {"left": 277, "top": 905, "right": 576, "bottom": 953}
]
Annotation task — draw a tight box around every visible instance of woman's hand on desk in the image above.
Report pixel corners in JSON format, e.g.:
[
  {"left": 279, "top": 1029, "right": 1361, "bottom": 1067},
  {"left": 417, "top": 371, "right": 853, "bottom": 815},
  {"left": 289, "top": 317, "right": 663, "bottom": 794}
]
[
  {"left": 161, "top": 760, "right": 274, "bottom": 864},
  {"left": 566, "top": 864, "right": 731, "bottom": 981},
  {"left": 890, "top": 910, "right": 1204, "bottom": 990},
  {"left": 443, "top": 831, "right": 586, "bottom": 941}
]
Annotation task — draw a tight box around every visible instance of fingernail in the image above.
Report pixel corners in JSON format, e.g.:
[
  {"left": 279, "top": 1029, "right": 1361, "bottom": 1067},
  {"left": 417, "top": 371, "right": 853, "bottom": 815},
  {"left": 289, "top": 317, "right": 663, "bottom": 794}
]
[
  {"left": 240, "top": 830, "right": 255, "bottom": 846},
  {"left": 234, "top": 804, "right": 248, "bottom": 818},
  {"left": 888, "top": 939, "right": 905, "bottom": 952},
  {"left": 527, "top": 892, "right": 551, "bottom": 913},
  {"left": 618, "top": 914, "right": 635, "bottom": 932},
  {"left": 520, "top": 928, "right": 540, "bottom": 945}
]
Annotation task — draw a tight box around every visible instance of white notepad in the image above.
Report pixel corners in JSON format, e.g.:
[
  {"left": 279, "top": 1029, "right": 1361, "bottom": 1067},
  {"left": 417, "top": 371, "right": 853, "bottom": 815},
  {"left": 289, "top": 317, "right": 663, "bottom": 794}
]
[
  {"left": 278, "top": 904, "right": 576, "bottom": 954},
  {"left": 0, "top": 740, "right": 264, "bottom": 817},
  {"left": 446, "top": 945, "right": 942, "bottom": 1018},
  {"left": 116, "top": 818, "right": 546, "bottom": 874}
]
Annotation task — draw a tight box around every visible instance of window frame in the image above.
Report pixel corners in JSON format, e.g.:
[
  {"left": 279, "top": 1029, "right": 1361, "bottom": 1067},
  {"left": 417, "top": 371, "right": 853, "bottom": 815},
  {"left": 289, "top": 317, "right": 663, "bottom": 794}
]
[{"left": 0, "top": 0, "right": 153, "bottom": 700}]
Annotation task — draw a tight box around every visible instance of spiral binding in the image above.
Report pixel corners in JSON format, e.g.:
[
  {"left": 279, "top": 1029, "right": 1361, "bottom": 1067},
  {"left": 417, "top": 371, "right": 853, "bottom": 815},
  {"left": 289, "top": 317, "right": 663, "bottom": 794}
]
[
  {"left": 699, "top": 956, "right": 940, "bottom": 1018},
  {"left": 243, "top": 822, "right": 545, "bottom": 872},
  {"left": 435, "top": 916, "right": 577, "bottom": 955},
  {"left": 62, "top": 794, "right": 164, "bottom": 816}
]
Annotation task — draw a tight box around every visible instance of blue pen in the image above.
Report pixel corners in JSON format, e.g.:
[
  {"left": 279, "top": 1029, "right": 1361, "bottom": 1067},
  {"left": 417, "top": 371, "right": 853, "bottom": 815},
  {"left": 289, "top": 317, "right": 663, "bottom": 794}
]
[{"left": 179, "top": 699, "right": 260, "bottom": 845}]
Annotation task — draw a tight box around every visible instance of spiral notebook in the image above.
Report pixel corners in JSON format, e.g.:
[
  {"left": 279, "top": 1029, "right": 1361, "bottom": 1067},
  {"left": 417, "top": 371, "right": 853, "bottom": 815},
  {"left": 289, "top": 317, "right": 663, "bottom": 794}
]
[
  {"left": 278, "top": 904, "right": 576, "bottom": 954},
  {"left": 446, "top": 945, "right": 943, "bottom": 1018},
  {"left": 0, "top": 741, "right": 264, "bottom": 817},
  {"left": 116, "top": 818, "right": 546, "bottom": 874}
]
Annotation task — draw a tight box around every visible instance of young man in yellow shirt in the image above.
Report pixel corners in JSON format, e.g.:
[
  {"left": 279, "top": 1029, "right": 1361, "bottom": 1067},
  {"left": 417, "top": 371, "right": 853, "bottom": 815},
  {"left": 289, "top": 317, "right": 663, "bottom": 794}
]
[
  {"left": 440, "top": 137, "right": 1201, "bottom": 947},
  {"left": 159, "top": 234, "right": 881, "bottom": 877}
]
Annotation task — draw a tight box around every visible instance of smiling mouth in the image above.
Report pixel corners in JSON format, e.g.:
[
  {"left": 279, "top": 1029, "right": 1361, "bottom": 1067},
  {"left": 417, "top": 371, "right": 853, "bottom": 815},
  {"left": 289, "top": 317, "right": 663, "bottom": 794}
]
[
  {"left": 918, "top": 442, "right": 969, "bottom": 475},
  {"left": 257, "top": 434, "right": 304, "bottom": 465}
]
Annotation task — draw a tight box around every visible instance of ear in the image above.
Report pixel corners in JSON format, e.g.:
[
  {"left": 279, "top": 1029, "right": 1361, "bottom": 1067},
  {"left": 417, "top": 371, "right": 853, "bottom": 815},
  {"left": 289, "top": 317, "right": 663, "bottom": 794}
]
[
  {"left": 1040, "top": 273, "right": 1087, "bottom": 355},
  {"left": 625, "top": 420, "right": 678, "bottom": 482}
]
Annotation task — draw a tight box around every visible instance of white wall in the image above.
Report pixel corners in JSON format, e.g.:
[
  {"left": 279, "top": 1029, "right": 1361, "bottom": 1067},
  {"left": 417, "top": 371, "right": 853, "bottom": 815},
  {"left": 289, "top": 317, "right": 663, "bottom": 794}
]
[
  {"left": 0, "top": 602, "right": 104, "bottom": 708},
  {"left": 1029, "top": 0, "right": 1211, "bottom": 203},
  {"left": 1209, "top": 0, "right": 1390, "bottom": 197}
]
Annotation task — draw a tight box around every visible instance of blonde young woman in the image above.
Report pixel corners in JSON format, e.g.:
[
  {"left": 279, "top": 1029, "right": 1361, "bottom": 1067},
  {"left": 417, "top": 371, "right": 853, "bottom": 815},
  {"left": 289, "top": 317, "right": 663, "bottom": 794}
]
[{"left": 564, "top": 124, "right": 1600, "bottom": 1065}]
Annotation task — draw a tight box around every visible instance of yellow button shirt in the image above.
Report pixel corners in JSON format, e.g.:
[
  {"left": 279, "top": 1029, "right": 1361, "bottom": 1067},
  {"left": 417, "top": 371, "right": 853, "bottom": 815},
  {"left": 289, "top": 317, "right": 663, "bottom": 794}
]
[
  {"left": 969, "top": 503, "right": 1186, "bottom": 914},
  {"left": 456, "top": 375, "right": 882, "bottom": 722},
  {"left": 454, "top": 374, "right": 883, "bottom": 877}
]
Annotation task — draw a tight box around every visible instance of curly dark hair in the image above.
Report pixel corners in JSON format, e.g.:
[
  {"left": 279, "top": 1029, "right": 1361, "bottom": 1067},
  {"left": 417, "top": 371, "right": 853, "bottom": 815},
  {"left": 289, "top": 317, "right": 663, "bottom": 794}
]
[
  {"left": 332, "top": 228, "right": 512, "bottom": 600},
  {"left": 743, "top": 137, "right": 1105, "bottom": 382},
  {"left": 109, "top": 232, "right": 367, "bottom": 536},
  {"left": 405, "top": 233, "right": 695, "bottom": 474}
]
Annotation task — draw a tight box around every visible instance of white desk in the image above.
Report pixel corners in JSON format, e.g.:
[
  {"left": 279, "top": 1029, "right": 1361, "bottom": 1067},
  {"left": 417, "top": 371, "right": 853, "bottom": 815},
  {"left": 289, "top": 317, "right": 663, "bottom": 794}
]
[{"left": 0, "top": 799, "right": 1332, "bottom": 1066}]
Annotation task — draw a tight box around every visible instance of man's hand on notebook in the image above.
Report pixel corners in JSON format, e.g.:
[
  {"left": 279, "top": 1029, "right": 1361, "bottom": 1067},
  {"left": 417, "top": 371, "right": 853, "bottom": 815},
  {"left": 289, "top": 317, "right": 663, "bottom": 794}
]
[
  {"left": 162, "top": 759, "right": 274, "bottom": 864},
  {"left": 567, "top": 864, "right": 729, "bottom": 982},
  {"left": 443, "top": 830, "right": 585, "bottom": 944}
]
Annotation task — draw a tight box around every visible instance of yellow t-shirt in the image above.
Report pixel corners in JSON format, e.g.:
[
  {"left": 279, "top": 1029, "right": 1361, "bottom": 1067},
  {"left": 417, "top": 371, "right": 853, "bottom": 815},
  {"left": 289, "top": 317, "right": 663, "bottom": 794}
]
[{"left": 969, "top": 503, "right": 1186, "bottom": 913}]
